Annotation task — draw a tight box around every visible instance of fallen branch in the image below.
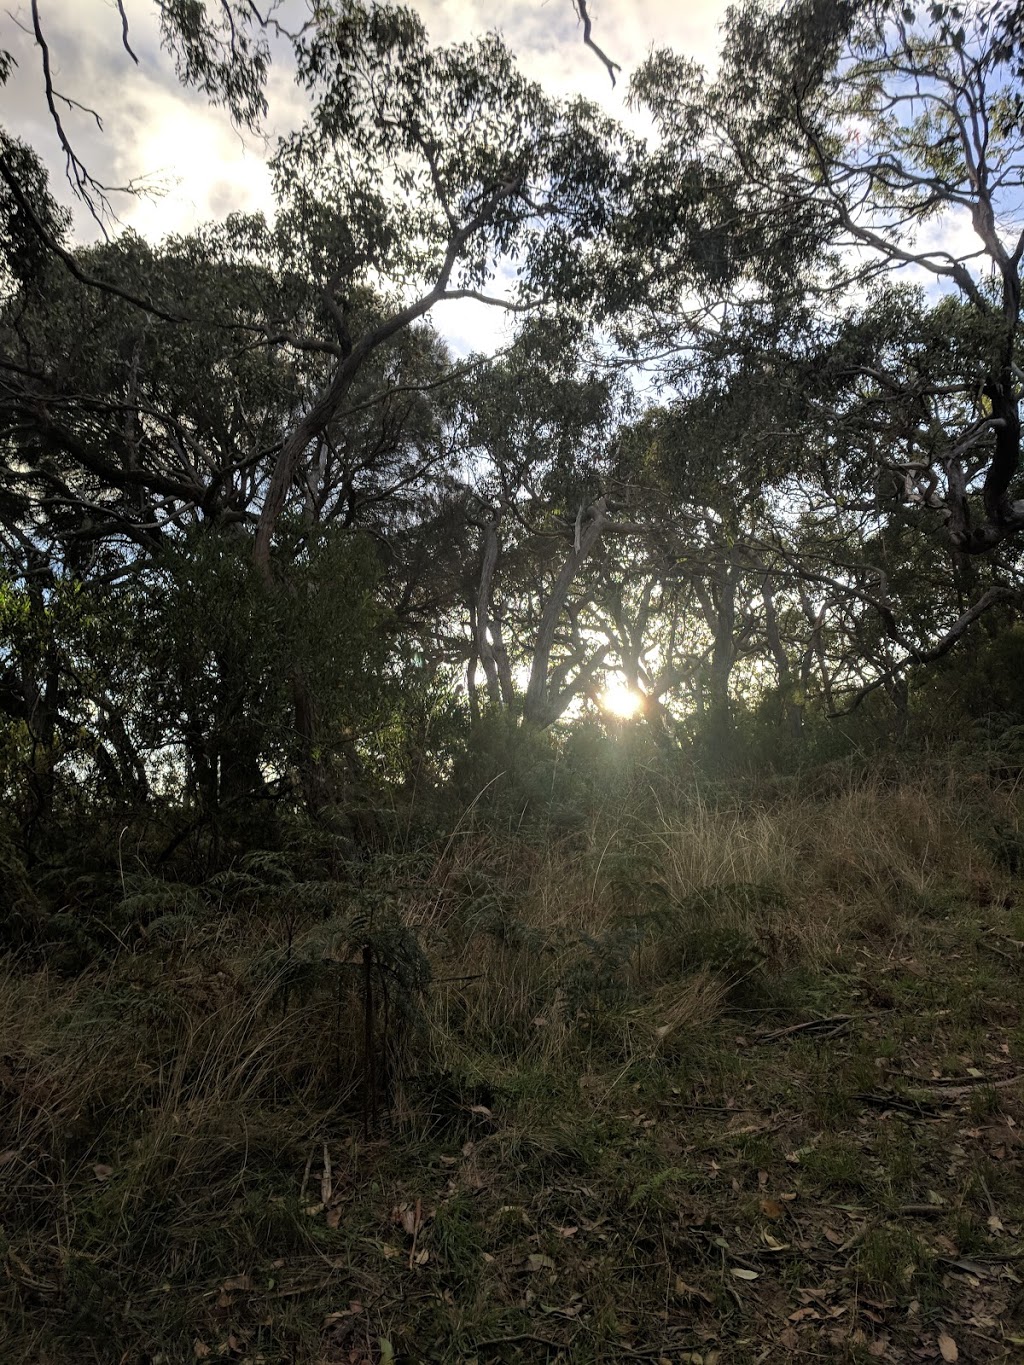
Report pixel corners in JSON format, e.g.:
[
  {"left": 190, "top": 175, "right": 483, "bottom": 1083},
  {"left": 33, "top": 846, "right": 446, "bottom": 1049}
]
[
  {"left": 473, "top": 1332, "right": 569, "bottom": 1351},
  {"left": 754, "top": 1014, "right": 853, "bottom": 1043},
  {"left": 913, "top": 1072, "right": 1024, "bottom": 1099},
  {"left": 859, "top": 1072, "right": 1024, "bottom": 1108}
]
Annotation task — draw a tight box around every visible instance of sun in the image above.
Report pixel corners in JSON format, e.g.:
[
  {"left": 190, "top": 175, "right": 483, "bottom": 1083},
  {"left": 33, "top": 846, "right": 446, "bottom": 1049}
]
[{"left": 600, "top": 684, "right": 644, "bottom": 720}]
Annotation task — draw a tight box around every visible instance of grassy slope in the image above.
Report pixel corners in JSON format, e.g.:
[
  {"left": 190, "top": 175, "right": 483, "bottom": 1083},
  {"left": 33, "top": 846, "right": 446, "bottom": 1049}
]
[{"left": 2, "top": 756, "right": 1024, "bottom": 1364}]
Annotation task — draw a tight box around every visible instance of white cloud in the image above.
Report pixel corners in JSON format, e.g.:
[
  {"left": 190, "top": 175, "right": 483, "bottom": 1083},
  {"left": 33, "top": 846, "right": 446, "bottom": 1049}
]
[
  {"left": 6, "top": 0, "right": 729, "bottom": 237},
  {"left": 4, "top": 0, "right": 730, "bottom": 351}
]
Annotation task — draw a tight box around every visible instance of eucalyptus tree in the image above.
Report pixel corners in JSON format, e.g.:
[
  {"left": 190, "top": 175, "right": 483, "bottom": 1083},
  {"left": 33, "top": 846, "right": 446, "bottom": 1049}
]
[
  {"left": 251, "top": 3, "right": 626, "bottom": 575},
  {"left": 633, "top": 0, "right": 1024, "bottom": 559},
  {"left": 445, "top": 322, "right": 653, "bottom": 729},
  {"left": 0, "top": 208, "right": 464, "bottom": 822},
  {"left": 607, "top": 2, "right": 1024, "bottom": 723},
  {"left": 3, "top": 0, "right": 618, "bottom": 252}
]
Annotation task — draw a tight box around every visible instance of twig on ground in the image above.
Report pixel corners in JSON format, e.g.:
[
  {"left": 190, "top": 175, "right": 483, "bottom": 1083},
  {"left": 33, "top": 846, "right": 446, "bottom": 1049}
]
[
  {"left": 858, "top": 1073, "right": 1023, "bottom": 1107},
  {"left": 915, "top": 1072, "right": 1023, "bottom": 1100},
  {"left": 755, "top": 1014, "right": 854, "bottom": 1042},
  {"left": 299, "top": 1145, "right": 315, "bottom": 1203},
  {"left": 473, "top": 1332, "right": 568, "bottom": 1350}
]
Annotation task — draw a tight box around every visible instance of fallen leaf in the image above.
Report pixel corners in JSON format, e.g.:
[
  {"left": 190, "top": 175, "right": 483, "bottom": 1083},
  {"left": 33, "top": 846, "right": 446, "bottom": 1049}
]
[
  {"left": 938, "top": 1329, "right": 959, "bottom": 1362},
  {"left": 468, "top": 1104, "right": 492, "bottom": 1118},
  {"left": 987, "top": 1213, "right": 1005, "bottom": 1233},
  {"left": 92, "top": 1164, "right": 113, "bottom": 1181},
  {"left": 320, "top": 1143, "right": 333, "bottom": 1205},
  {"left": 540, "top": 1299, "right": 582, "bottom": 1319},
  {"left": 674, "top": 1277, "right": 713, "bottom": 1303},
  {"left": 221, "top": 1274, "right": 252, "bottom": 1292},
  {"left": 730, "top": 1267, "right": 759, "bottom": 1280},
  {"left": 0, "top": 1150, "right": 18, "bottom": 1167},
  {"left": 759, "top": 1198, "right": 785, "bottom": 1219},
  {"left": 555, "top": 1225, "right": 578, "bottom": 1238},
  {"left": 193, "top": 1343, "right": 211, "bottom": 1360},
  {"left": 527, "top": 1253, "right": 556, "bottom": 1271}
]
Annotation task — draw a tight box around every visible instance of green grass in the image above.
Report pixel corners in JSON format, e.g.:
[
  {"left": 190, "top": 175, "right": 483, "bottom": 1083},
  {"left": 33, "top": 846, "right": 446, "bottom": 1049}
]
[{"left": 3, "top": 757, "right": 1024, "bottom": 1361}]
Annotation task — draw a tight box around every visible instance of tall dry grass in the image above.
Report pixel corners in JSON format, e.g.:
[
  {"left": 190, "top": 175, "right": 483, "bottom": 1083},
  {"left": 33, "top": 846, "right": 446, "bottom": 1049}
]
[{"left": 1, "top": 756, "right": 1020, "bottom": 1360}]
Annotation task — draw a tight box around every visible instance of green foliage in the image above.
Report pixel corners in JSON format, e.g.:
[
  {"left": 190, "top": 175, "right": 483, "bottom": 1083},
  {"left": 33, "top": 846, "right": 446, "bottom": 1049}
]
[
  {"left": 0, "top": 131, "right": 70, "bottom": 293},
  {"left": 141, "top": 525, "right": 387, "bottom": 810},
  {"left": 157, "top": 0, "right": 271, "bottom": 129},
  {"left": 0, "top": 827, "right": 44, "bottom": 948},
  {"left": 913, "top": 624, "right": 1024, "bottom": 743},
  {"left": 857, "top": 1225, "right": 937, "bottom": 1300}
]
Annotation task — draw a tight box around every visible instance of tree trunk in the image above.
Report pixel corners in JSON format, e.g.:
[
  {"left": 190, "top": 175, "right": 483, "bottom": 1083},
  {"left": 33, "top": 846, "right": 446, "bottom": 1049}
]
[
  {"left": 694, "top": 566, "right": 737, "bottom": 757},
  {"left": 523, "top": 499, "right": 609, "bottom": 727},
  {"left": 761, "top": 578, "right": 803, "bottom": 740},
  {"left": 292, "top": 670, "right": 334, "bottom": 817}
]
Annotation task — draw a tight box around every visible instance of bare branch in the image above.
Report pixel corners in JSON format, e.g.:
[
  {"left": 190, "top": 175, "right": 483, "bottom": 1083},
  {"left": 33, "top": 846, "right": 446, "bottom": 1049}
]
[
  {"left": 830, "top": 587, "right": 1018, "bottom": 715},
  {"left": 114, "top": 0, "right": 139, "bottom": 63},
  {"left": 572, "top": 0, "right": 621, "bottom": 87},
  {"left": 0, "top": 150, "right": 188, "bottom": 322}
]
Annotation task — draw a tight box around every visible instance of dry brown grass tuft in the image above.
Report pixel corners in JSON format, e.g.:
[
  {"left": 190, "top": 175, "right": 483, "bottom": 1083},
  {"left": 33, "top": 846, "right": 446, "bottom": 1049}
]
[
  {"left": 646, "top": 970, "right": 729, "bottom": 1053},
  {"left": 2, "top": 755, "right": 1022, "bottom": 1361}
]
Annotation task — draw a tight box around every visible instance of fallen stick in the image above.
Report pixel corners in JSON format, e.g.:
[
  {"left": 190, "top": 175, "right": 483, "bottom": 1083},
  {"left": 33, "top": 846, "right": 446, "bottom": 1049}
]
[
  {"left": 755, "top": 1015, "right": 853, "bottom": 1043},
  {"left": 860, "top": 1073, "right": 1024, "bottom": 1108},
  {"left": 911, "top": 1072, "right": 1024, "bottom": 1100},
  {"left": 473, "top": 1332, "right": 568, "bottom": 1351}
]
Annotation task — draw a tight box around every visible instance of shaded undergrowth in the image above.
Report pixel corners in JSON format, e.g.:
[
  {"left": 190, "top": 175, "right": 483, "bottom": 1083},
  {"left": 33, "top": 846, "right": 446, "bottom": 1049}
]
[{"left": 2, "top": 756, "right": 1024, "bottom": 1362}]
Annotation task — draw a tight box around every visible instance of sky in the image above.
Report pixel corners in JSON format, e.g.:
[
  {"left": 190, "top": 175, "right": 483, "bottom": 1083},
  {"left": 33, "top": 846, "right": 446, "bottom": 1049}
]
[{"left": 2, "top": 0, "right": 731, "bottom": 351}]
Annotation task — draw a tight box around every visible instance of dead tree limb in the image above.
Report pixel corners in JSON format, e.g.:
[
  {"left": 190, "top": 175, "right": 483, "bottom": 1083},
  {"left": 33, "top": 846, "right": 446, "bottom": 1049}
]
[{"left": 573, "top": 0, "right": 621, "bottom": 86}]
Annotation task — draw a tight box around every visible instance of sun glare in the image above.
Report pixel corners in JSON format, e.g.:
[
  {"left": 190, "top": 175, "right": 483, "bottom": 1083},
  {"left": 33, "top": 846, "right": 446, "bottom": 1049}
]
[{"left": 600, "top": 684, "right": 644, "bottom": 720}]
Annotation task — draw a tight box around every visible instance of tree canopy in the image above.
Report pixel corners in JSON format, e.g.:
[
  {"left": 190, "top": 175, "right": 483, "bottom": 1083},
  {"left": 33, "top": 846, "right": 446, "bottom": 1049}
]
[{"left": 2, "top": 0, "right": 1024, "bottom": 846}]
